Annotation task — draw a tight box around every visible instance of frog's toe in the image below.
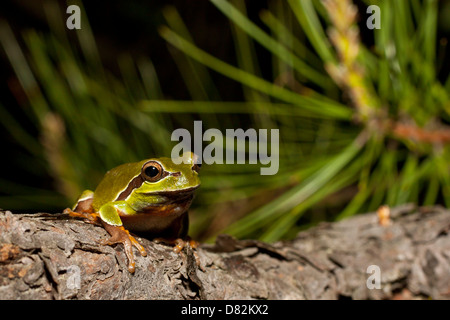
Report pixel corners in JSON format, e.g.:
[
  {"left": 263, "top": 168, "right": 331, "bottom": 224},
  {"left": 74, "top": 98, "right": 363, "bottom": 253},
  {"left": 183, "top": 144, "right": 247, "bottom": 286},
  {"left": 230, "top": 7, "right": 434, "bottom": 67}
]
[
  {"left": 64, "top": 208, "right": 100, "bottom": 224},
  {"left": 173, "top": 238, "right": 203, "bottom": 270},
  {"left": 153, "top": 237, "right": 185, "bottom": 253},
  {"left": 154, "top": 237, "right": 203, "bottom": 270},
  {"left": 173, "top": 238, "right": 186, "bottom": 254},
  {"left": 130, "top": 236, "right": 147, "bottom": 257},
  {"left": 154, "top": 237, "right": 198, "bottom": 254},
  {"left": 173, "top": 237, "right": 199, "bottom": 253},
  {"left": 101, "top": 224, "right": 147, "bottom": 273}
]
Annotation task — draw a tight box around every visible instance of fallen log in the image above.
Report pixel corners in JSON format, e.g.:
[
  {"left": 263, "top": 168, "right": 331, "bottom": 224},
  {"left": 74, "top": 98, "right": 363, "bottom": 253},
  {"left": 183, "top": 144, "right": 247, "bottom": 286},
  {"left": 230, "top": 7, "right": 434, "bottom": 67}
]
[{"left": 0, "top": 204, "right": 449, "bottom": 299}]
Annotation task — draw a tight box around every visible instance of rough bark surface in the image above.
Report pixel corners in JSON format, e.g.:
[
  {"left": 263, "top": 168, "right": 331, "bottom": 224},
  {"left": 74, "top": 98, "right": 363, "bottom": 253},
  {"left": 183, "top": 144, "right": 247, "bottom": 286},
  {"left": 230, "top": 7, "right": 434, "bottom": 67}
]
[{"left": 0, "top": 204, "right": 449, "bottom": 300}]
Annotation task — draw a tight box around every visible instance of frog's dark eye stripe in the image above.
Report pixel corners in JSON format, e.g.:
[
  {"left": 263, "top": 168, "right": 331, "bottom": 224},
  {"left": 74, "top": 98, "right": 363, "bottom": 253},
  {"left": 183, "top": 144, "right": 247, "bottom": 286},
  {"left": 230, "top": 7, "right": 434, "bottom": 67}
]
[
  {"left": 116, "top": 174, "right": 144, "bottom": 201},
  {"left": 115, "top": 160, "right": 169, "bottom": 201},
  {"left": 193, "top": 163, "right": 201, "bottom": 173}
]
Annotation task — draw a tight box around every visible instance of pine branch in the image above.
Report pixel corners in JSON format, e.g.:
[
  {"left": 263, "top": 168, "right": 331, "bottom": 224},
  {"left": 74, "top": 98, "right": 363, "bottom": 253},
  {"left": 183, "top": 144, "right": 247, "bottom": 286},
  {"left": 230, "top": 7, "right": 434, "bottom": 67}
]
[{"left": 1, "top": 204, "right": 449, "bottom": 299}]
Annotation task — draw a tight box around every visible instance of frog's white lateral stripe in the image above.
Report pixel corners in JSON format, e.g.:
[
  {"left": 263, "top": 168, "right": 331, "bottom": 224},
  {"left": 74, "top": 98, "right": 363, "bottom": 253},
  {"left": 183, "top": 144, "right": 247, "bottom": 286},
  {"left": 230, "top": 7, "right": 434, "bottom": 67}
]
[
  {"left": 78, "top": 194, "right": 93, "bottom": 201},
  {"left": 76, "top": 190, "right": 94, "bottom": 202},
  {"left": 73, "top": 191, "right": 94, "bottom": 212},
  {"left": 114, "top": 170, "right": 178, "bottom": 202}
]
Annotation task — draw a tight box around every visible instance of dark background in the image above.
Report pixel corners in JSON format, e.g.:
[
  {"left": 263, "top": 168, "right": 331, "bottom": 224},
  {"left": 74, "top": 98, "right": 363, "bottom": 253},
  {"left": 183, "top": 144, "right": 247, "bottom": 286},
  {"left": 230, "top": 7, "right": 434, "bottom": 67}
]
[
  {"left": 1, "top": 0, "right": 450, "bottom": 212},
  {"left": 0, "top": 0, "right": 265, "bottom": 202}
]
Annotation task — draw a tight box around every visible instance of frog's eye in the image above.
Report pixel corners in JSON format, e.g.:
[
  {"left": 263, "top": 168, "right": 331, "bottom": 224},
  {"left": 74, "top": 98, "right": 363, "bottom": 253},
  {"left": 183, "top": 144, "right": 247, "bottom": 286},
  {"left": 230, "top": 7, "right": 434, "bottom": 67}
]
[
  {"left": 142, "top": 161, "right": 165, "bottom": 182},
  {"left": 193, "top": 163, "right": 202, "bottom": 173}
]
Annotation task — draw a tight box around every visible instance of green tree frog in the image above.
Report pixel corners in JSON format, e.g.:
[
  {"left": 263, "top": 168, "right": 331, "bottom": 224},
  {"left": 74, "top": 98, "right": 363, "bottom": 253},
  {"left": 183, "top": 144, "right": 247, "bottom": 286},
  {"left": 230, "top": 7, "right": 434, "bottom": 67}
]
[{"left": 64, "top": 152, "right": 201, "bottom": 273}]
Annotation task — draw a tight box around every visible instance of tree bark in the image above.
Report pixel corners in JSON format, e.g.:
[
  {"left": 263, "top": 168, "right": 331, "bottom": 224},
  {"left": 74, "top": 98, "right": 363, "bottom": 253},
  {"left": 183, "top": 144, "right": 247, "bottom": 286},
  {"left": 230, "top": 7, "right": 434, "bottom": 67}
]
[{"left": 0, "top": 204, "right": 449, "bottom": 300}]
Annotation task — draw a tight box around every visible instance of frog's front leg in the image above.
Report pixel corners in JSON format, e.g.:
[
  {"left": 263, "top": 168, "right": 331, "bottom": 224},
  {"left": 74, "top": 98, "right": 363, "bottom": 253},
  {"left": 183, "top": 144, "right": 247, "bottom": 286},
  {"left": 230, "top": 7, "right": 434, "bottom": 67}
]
[
  {"left": 64, "top": 190, "right": 100, "bottom": 224},
  {"left": 98, "top": 202, "right": 147, "bottom": 273}
]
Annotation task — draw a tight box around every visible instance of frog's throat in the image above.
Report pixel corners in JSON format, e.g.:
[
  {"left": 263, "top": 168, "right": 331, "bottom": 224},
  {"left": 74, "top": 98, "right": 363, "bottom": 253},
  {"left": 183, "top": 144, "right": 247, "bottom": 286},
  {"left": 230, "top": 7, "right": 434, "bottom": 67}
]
[
  {"left": 147, "top": 185, "right": 199, "bottom": 194},
  {"left": 136, "top": 185, "right": 199, "bottom": 199},
  {"left": 130, "top": 187, "right": 198, "bottom": 217}
]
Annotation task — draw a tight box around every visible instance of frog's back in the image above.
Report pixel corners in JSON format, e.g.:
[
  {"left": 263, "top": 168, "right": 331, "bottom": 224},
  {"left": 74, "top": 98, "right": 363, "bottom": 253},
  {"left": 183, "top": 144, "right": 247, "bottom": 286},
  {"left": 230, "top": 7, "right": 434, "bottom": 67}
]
[{"left": 92, "top": 160, "right": 147, "bottom": 210}]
